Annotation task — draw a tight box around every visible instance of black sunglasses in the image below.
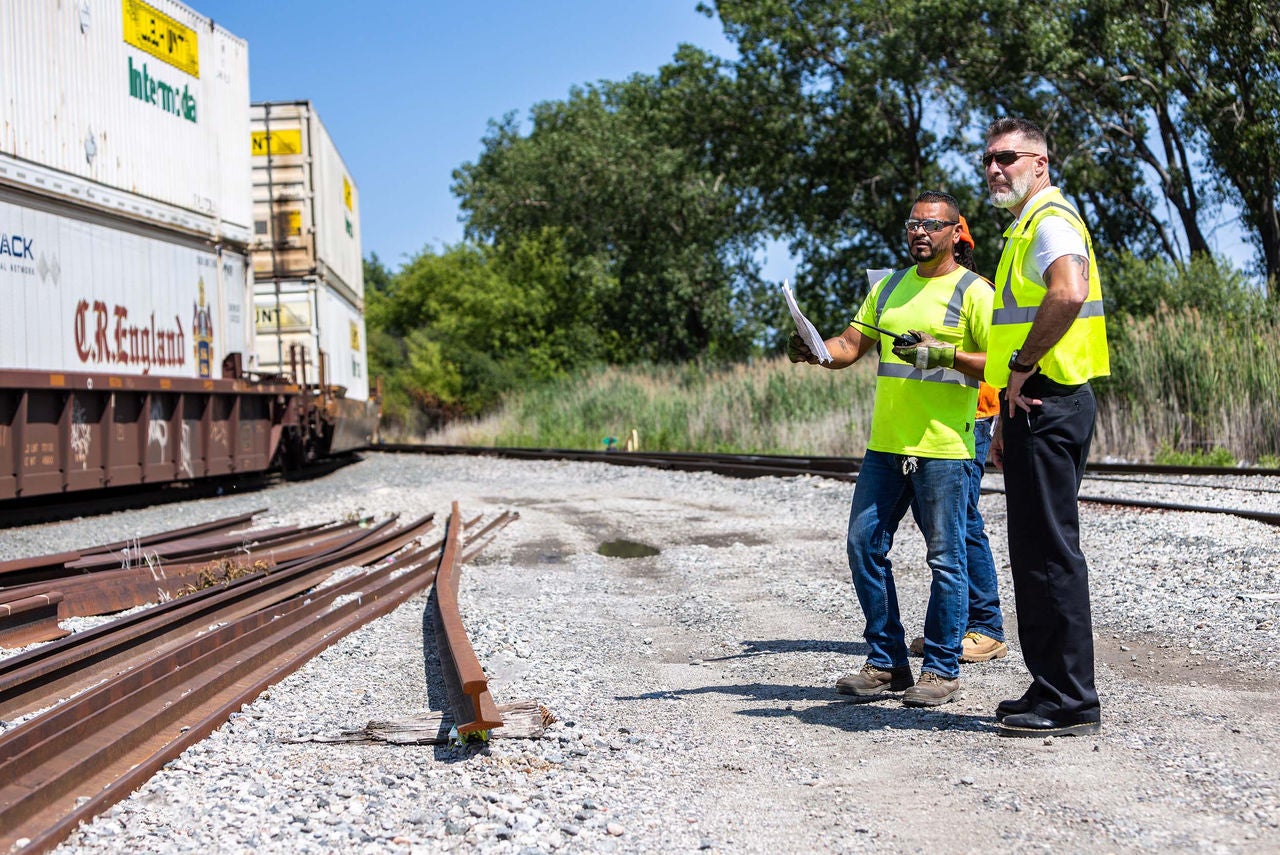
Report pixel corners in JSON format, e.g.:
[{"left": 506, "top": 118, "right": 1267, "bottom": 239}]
[
  {"left": 904, "top": 218, "right": 958, "bottom": 233},
  {"left": 981, "top": 150, "right": 1041, "bottom": 168}
]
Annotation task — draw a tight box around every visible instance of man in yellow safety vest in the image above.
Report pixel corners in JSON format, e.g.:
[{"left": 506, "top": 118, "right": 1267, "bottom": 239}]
[
  {"left": 981, "top": 117, "right": 1110, "bottom": 738},
  {"left": 789, "top": 190, "right": 992, "bottom": 709}
]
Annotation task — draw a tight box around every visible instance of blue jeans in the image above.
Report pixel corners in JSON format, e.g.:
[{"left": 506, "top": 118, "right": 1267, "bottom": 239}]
[
  {"left": 965, "top": 418, "right": 1005, "bottom": 641},
  {"left": 909, "top": 418, "right": 1005, "bottom": 642},
  {"left": 847, "top": 450, "right": 968, "bottom": 679}
]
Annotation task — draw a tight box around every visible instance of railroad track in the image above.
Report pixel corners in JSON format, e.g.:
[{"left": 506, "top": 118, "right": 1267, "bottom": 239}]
[
  {"left": 379, "top": 443, "right": 1280, "bottom": 526},
  {"left": 0, "top": 454, "right": 363, "bottom": 531},
  {"left": 0, "top": 503, "right": 515, "bottom": 855}
]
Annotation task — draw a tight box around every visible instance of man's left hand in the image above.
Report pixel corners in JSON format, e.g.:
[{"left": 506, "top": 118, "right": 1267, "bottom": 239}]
[{"left": 891, "top": 330, "right": 955, "bottom": 369}]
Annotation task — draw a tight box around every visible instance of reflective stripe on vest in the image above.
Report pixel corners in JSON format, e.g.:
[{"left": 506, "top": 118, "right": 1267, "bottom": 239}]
[
  {"left": 943, "top": 270, "right": 980, "bottom": 327},
  {"left": 874, "top": 269, "right": 912, "bottom": 321},
  {"left": 877, "top": 362, "right": 980, "bottom": 388},
  {"left": 877, "top": 268, "right": 980, "bottom": 329},
  {"left": 993, "top": 299, "right": 1107, "bottom": 326}
]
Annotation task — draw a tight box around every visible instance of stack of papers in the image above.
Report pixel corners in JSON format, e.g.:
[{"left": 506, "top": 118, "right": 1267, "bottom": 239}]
[{"left": 781, "top": 281, "right": 833, "bottom": 364}]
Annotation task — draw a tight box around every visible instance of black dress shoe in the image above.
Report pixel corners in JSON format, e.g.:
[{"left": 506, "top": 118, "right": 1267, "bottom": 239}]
[
  {"left": 995, "top": 697, "right": 1034, "bottom": 721},
  {"left": 996, "top": 712, "right": 1101, "bottom": 738}
]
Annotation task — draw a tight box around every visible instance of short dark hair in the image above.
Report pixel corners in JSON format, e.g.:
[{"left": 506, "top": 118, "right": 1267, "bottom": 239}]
[
  {"left": 986, "top": 117, "right": 1047, "bottom": 147},
  {"left": 914, "top": 189, "right": 959, "bottom": 220}
]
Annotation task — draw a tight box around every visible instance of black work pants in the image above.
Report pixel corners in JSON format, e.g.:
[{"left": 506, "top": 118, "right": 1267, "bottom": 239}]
[{"left": 1001, "top": 378, "right": 1100, "bottom": 723}]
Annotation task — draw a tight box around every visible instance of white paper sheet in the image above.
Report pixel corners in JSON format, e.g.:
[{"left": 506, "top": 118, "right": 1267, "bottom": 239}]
[
  {"left": 866, "top": 268, "right": 894, "bottom": 290},
  {"left": 781, "top": 280, "right": 833, "bottom": 364}
]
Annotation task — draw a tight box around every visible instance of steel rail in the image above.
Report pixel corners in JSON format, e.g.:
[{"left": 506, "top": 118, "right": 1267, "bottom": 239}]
[
  {"left": 0, "top": 526, "right": 444, "bottom": 855},
  {"left": 432, "top": 501, "right": 503, "bottom": 738},
  {"left": 0, "top": 515, "right": 429, "bottom": 721},
  {"left": 381, "top": 444, "right": 1280, "bottom": 526},
  {"left": 0, "top": 510, "right": 266, "bottom": 588},
  {"left": 379, "top": 442, "right": 1280, "bottom": 479},
  {"left": 0, "top": 521, "right": 369, "bottom": 619}
]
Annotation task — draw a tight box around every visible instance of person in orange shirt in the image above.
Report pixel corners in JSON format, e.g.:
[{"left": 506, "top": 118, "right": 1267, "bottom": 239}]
[{"left": 910, "top": 215, "right": 1008, "bottom": 663}]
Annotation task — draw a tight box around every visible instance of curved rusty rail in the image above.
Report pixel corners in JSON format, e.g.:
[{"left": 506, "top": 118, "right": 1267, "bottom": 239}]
[{"left": 432, "top": 501, "right": 504, "bottom": 738}]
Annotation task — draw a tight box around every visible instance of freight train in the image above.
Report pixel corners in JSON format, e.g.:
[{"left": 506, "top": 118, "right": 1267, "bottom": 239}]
[{"left": 0, "top": 0, "right": 379, "bottom": 501}]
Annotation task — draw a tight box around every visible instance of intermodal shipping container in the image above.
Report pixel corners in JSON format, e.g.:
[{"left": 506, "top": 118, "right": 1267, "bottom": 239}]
[
  {"left": 250, "top": 101, "right": 363, "bottom": 303},
  {"left": 253, "top": 278, "right": 368, "bottom": 401},
  {"left": 0, "top": 193, "right": 252, "bottom": 380},
  {"left": 0, "top": 0, "right": 251, "bottom": 242}
]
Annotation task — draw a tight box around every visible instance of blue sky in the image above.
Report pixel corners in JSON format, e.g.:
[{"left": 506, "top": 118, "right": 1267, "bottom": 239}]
[{"left": 204, "top": 1, "right": 737, "bottom": 272}]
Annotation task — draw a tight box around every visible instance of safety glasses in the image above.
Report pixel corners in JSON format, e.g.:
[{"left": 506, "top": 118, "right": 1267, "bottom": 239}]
[
  {"left": 981, "top": 150, "right": 1041, "bottom": 169},
  {"left": 904, "top": 218, "right": 958, "bottom": 233}
]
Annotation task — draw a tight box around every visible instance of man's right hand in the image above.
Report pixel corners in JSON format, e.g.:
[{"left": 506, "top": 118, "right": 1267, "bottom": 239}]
[
  {"left": 991, "top": 415, "right": 1005, "bottom": 471},
  {"left": 787, "top": 332, "right": 817, "bottom": 364}
]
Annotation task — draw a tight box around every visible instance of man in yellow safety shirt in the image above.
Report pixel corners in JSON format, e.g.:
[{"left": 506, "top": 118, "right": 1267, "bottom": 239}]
[
  {"left": 909, "top": 215, "right": 1007, "bottom": 664},
  {"left": 789, "top": 190, "right": 991, "bottom": 708},
  {"left": 981, "top": 117, "right": 1110, "bottom": 738}
]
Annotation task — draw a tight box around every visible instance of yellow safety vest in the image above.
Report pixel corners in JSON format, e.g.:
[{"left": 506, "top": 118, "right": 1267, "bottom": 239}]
[
  {"left": 856, "top": 266, "right": 991, "bottom": 459},
  {"left": 986, "top": 188, "right": 1110, "bottom": 388}
]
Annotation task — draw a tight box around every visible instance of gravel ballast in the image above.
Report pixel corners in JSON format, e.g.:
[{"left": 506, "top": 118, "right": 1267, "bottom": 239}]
[{"left": 5, "top": 451, "right": 1278, "bottom": 854}]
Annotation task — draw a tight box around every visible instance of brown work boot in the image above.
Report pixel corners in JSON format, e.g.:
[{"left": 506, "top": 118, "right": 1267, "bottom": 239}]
[
  {"left": 836, "top": 663, "right": 914, "bottom": 697},
  {"left": 908, "top": 636, "right": 925, "bottom": 657},
  {"left": 961, "top": 631, "right": 1008, "bottom": 663},
  {"left": 902, "top": 671, "right": 960, "bottom": 707}
]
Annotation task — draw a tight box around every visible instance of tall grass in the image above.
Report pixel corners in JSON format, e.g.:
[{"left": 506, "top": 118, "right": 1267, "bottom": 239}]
[
  {"left": 1095, "top": 306, "right": 1280, "bottom": 463},
  {"left": 416, "top": 307, "right": 1280, "bottom": 464},
  {"left": 421, "top": 358, "right": 880, "bottom": 456}
]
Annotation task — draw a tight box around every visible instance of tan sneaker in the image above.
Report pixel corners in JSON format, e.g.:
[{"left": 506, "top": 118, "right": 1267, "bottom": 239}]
[
  {"left": 836, "top": 663, "right": 914, "bottom": 696},
  {"left": 902, "top": 671, "right": 960, "bottom": 707},
  {"left": 908, "top": 636, "right": 925, "bottom": 657},
  {"left": 960, "top": 631, "right": 1008, "bottom": 663}
]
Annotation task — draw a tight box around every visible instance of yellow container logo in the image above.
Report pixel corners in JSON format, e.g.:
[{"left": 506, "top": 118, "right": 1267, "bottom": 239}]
[
  {"left": 251, "top": 129, "right": 304, "bottom": 156},
  {"left": 343, "top": 175, "right": 353, "bottom": 211},
  {"left": 122, "top": 0, "right": 199, "bottom": 78}
]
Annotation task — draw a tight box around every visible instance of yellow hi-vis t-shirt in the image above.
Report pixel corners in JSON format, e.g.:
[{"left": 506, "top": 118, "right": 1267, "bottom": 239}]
[{"left": 854, "top": 266, "right": 993, "bottom": 459}]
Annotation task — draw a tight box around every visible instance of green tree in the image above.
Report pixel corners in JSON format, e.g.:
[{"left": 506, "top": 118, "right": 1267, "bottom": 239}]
[
  {"left": 367, "top": 233, "right": 616, "bottom": 416},
  {"left": 694, "top": 0, "right": 1278, "bottom": 305},
  {"left": 453, "top": 75, "right": 765, "bottom": 362}
]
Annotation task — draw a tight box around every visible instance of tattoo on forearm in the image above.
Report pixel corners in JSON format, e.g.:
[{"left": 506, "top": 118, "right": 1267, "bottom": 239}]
[{"left": 1069, "top": 254, "right": 1089, "bottom": 279}]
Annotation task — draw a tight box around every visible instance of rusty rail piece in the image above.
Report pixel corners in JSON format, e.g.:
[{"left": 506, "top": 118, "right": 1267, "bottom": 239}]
[
  {"left": 0, "top": 519, "right": 372, "bottom": 623},
  {"left": 433, "top": 501, "right": 505, "bottom": 738},
  {"left": 0, "top": 509, "right": 265, "bottom": 588},
  {"left": 0, "top": 519, "right": 444, "bottom": 855},
  {"left": 0, "top": 520, "right": 377, "bottom": 648},
  {"left": 0, "top": 507, "right": 515, "bottom": 855},
  {"left": 0, "top": 514, "right": 426, "bottom": 721}
]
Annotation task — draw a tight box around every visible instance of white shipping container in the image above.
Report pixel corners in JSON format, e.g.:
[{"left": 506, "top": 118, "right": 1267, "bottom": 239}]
[
  {"left": 0, "top": 0, "right": 251, "bottom": 242},
  {"left": 0, "top": 194, "right": 252, "bottom": 378},
  {"left": 253, "top": 278, "right": 368, "bottom": 401},
  {"left": 250, "top": 101, "right": 363, "bottom": 302}
]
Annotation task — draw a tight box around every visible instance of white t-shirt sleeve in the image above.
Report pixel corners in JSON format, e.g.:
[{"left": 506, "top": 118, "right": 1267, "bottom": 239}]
[{"left": 1030, "top": 215, "right": 1088, "bottom": 278}]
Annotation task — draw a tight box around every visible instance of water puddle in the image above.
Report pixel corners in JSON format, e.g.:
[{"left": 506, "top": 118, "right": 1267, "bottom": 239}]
[{"left": 597, "top": 539, "right": 660, "bottom": 559}]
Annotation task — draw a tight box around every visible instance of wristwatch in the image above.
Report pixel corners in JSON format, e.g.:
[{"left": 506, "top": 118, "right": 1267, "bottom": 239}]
[{"left": 1008, "top": 349, "right": 1036, "bottom": 373}]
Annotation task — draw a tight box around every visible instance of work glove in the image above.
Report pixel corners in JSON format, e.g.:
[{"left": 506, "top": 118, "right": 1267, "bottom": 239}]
[
  {"left": 891, "top": 329, "right": 955, "bottom": 369},
  {"left": 787, "top": 332, "right": 817, "bottom": 364}
]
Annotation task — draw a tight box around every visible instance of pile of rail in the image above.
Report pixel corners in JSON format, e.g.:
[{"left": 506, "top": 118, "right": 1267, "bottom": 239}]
[{"left": 0, "top": 503, "right": 515, "bottom": 855}]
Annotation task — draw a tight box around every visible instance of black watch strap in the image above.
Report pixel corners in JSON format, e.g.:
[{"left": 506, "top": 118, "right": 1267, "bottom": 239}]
[{"left": 1008, "top": 349, "right": 1036, "bottom": 373}]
